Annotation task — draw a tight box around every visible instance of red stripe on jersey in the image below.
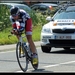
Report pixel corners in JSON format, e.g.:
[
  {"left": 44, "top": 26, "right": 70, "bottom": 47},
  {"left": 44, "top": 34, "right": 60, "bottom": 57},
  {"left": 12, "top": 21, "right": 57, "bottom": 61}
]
[
  {"left": 17, "top": 26, "right": 21, "bottom": 29},
  {"left": 12, "top": 23, "right": 16, "bottom": 28}
]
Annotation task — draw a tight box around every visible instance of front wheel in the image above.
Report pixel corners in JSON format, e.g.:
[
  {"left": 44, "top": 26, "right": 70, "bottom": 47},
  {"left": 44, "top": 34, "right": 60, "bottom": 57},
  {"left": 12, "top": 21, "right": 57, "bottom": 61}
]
[{"left": 16, "top": 42, "right": 28, "bottom": 72}]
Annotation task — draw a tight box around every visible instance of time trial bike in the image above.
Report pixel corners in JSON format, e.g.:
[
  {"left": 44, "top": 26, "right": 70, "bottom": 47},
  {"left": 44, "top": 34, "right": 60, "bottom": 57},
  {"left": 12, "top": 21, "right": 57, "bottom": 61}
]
[{"left": 8, "top": 31, "right": 39, "bottom": 72}]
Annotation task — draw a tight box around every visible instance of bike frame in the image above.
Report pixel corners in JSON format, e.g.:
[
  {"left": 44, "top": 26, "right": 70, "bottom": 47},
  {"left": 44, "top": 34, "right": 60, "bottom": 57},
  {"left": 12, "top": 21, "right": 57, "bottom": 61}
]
[
  {"left": 19, "top": 33, "right": 26, "bottom": 43},
  {"left": 18, "top": 33, "right": 32, "bottom": 61},
  {"left": 8, "top": 32, "right": 38, "bottom": 72}
]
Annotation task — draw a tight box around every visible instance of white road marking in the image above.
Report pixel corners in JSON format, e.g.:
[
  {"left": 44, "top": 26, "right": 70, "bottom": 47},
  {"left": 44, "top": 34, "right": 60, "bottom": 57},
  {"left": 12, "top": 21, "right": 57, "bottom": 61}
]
[
  {"left": 43, "top": 60, "right": 75, "bottom": 68},
  {"left": 0, "top": 50, "right": 15, "bottom": 54},
  {"left": 16, "top": 60, "right": 75, "bottom": 72},
  {"left": 1, "top": 50, "right": 75, "bottom": 72}
]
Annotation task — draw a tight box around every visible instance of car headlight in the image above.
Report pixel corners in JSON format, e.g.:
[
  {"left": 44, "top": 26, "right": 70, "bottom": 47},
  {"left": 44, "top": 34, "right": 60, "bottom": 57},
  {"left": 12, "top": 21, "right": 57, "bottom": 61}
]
[{"left": 42, "top": 26, "right": 51, "bottom": 33}]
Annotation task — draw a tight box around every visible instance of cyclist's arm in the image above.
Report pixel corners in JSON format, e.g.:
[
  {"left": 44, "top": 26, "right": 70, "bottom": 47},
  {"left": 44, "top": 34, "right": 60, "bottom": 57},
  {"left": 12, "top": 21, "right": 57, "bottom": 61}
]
[{"left": 10, "top": 16, "right": 21, "bottom": 30}]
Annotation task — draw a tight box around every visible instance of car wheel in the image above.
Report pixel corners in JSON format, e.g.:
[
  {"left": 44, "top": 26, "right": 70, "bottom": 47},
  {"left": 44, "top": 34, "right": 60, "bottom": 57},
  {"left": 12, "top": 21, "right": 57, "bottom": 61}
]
[
  {"left": 63, "top": 47, "right": 70, "bottom": 50},
  {"left": 41, "top": 46, "right": 51, "bottom": 53}
]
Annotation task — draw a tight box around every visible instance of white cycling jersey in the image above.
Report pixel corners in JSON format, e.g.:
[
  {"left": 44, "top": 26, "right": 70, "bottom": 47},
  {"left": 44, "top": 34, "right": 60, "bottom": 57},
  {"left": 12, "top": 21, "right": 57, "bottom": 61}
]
[
  {"left": 9, "top": 9, "right": 30, "bottom": 28},
  {"left": 9, "top": 9, "right": 32, "bottom": 35}
]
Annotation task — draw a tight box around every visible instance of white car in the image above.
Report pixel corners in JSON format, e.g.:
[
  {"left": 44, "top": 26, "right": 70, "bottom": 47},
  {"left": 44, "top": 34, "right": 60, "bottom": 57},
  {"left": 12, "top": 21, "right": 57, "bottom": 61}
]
[{"left": 41, "top": 4, "right": 75, "bottom": 53}]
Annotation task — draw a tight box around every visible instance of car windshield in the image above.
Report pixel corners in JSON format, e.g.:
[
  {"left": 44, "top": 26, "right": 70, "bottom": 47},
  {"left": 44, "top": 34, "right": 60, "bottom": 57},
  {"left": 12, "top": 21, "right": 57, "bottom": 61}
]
[{"left": 53, "top": 9, "right": 75, "bottom": 20}]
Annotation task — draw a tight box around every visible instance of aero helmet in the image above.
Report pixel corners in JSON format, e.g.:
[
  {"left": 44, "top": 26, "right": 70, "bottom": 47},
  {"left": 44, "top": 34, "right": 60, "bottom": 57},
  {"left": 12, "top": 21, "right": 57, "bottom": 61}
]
[{"left": 10, "top": 6, "right": 20, "bottom": 15}]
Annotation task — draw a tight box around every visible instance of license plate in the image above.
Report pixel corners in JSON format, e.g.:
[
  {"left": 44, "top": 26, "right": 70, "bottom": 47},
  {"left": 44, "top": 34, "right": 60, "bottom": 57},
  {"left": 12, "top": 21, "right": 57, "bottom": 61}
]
[{"left": 55, "top": 35, "right": 71, "bottom": 39}]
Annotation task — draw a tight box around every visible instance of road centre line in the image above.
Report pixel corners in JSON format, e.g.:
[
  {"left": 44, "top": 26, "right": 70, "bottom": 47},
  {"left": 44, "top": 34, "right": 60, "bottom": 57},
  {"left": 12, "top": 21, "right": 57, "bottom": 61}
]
[
  {"left": 1, "top": 50, "right": 75, "bottom": 72},
  {"left": 16, "top": 60, "right": 75, "bottom": 72},
  {"left": 43, "top": 60, "right": 75, "bottom": 68}
]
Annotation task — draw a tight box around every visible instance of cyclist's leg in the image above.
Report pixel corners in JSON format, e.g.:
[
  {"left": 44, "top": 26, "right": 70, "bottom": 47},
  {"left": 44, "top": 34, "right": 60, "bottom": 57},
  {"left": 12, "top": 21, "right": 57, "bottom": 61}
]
[
  {"left": 25, "top": 18, "right": 36, "bottom": 53},
  {"left": 26, "top": 35, "right": 38, "bottom": 65},
  {"left": 25, "top": 18, "right": 38, "bottom": 65},
  {"left": 26, "top": 35, "right": 37, "bottom": 54}
]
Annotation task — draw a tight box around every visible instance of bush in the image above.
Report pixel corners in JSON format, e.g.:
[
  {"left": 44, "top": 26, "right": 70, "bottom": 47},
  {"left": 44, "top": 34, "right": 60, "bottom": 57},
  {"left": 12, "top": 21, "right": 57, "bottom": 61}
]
[
  {"left": 0, "top": 4, "right": 49, "bottom": 45},
  {"left": 29, "top": 10, "right": 48, "bottom": 26},
  {"left": 0, "top": 5, "right": 48, "bottom": 32},
  {"left": 0, "top": 4, "right": 11, "bottom": 31}
]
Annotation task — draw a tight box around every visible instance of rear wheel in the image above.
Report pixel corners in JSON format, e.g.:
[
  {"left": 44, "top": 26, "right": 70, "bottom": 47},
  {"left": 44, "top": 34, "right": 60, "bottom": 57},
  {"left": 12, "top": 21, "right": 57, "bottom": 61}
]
[{"left": 41, "top": 46, "right": 51, "bottom": 53}]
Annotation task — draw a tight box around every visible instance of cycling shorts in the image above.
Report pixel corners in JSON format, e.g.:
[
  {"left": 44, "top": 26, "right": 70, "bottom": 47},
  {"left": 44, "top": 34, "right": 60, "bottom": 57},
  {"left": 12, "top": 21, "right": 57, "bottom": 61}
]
[{"left": 25, "top": 18, "right": 32, "bottom": 35}]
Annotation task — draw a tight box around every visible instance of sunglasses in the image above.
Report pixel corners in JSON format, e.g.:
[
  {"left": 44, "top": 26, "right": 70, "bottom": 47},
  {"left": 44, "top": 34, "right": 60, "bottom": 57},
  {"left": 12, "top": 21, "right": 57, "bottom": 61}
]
[{"left": 12, "top": 14, "right": 18, "bottom": 17}]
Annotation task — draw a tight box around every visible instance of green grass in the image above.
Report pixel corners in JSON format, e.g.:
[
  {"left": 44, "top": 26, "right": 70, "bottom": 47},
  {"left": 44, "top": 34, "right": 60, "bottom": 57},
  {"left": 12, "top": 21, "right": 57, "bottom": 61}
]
[
  {"left": 0, "top": 25, "right": 42, "bottom": 45},
  {"left": 32, "top": 25, "right": 42, "bottom": 41}
]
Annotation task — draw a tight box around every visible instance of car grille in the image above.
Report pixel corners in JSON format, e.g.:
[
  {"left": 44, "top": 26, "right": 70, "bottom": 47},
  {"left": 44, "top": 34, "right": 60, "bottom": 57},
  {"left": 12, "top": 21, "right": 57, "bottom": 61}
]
[{"left": 52, "top": 29, "right": 75, "bottom": 33}]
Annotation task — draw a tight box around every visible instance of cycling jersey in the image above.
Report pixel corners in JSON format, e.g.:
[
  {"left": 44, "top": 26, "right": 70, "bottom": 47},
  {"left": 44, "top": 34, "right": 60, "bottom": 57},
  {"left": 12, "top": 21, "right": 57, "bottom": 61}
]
[{"left": 10, "top": 9, "right": 32, "bottom": 35}]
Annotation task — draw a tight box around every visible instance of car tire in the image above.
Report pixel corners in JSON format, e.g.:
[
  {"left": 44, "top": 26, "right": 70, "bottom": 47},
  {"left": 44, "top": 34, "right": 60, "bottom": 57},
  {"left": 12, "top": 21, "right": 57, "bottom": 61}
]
[
  {"left": 41, "top": 46, "right": 51, "bottom": 53},
  {"left": 63, "top": 47, "right": 70, "bottom": 50}
]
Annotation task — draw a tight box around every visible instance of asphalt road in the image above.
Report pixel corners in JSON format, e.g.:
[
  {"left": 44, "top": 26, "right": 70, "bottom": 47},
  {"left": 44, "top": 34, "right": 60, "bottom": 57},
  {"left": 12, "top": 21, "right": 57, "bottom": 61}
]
[
  {"left": 0, "top": 47, "right": 75, "bottom": 73},
  {"left": 0, "top": 41, "right": 40, "bottom": 52}
]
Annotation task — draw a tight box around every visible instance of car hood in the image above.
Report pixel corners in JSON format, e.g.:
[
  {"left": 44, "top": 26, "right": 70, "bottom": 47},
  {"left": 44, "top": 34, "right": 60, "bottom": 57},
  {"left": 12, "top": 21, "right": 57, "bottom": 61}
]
[{"left": 44, "top": 19, "right": 75, "bottom": 29}]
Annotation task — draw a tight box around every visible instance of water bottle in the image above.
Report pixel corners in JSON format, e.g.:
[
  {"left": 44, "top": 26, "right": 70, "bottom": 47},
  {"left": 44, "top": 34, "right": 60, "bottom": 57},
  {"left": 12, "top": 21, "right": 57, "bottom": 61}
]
[
  {"left": 24, "top": 42, "right": 29, "bottom": 52},
  {"left": 24, "top": 42, "right": 31, "bottom": 56},
  {"left": 24, "top": 42, "right": 28, "bottom": 50},
  {"left": 24, "top": 42, "right": 26, "bottom": 47},
  {"left": 27, "top": 44, "right": 32, "bottom": 57}
]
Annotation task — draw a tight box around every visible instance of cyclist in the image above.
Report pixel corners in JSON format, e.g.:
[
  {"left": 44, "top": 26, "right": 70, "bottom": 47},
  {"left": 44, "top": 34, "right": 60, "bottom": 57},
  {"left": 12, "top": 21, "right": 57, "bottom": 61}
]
[{"left": 9, "top": 6, "right": 38, "bottom": 65}]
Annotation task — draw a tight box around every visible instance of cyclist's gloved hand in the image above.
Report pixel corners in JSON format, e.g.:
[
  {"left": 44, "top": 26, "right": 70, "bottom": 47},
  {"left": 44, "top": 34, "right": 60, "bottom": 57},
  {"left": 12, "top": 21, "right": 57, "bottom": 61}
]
[
  {"left": 11, "top": 30, "right": 14, "bottom": 34},
  {"left": 17, "top": 29, "right": 20, "bottom": 32},
  {"left": 14, "top": 29, "right": 20, "bottom": 35},
  {"left": 10, "top": 29, "right": 18, "bottom": 35},
  {"left": 10, "top": 29, "right": 16, "bottom": 34}
]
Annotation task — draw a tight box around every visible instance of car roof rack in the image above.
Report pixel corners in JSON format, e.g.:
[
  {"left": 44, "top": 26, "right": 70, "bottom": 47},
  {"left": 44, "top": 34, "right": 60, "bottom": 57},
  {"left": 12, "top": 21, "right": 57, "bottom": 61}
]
[{"left": 58, "top": 1, "right": 75, "bottom": 10}]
